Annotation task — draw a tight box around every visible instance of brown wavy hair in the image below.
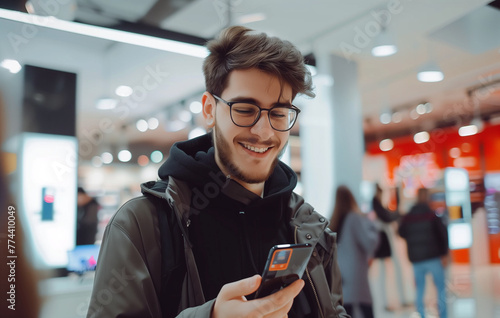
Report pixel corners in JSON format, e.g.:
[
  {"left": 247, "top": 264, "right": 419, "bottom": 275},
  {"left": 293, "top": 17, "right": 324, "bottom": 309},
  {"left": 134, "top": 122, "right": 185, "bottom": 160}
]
[
  {"left": 329, "top": 185, "right": 362, "bottom": 234},
  {"left": 203, "top": 26, "right": 315, "bottom": 100}
]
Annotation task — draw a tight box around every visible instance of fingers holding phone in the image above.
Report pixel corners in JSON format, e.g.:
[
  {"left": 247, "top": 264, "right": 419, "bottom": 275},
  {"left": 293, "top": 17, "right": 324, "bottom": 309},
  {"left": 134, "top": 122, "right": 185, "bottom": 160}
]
[{"left": 212, "top": 275, "right": 304, "bottom": 318}]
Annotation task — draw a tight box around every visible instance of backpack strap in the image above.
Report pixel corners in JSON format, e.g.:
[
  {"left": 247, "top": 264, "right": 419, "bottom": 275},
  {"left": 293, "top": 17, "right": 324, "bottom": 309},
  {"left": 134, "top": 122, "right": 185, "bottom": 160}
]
[{"left": 146, "top": 193, "right": 186, "bottom": 318}]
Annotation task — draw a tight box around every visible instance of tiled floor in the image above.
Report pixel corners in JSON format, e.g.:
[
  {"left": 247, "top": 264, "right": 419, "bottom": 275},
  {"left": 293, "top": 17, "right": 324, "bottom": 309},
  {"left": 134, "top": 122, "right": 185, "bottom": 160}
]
[{"left": 365, "top": 238, "right": 500, "bottom": 318}]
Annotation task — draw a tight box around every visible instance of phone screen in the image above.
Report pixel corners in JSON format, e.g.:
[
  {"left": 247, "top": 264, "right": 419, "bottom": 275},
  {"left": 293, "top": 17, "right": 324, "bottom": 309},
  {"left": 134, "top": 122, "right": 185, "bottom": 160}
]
[{"left": 254, "top": 243, "right": 313, "bottom": 298}]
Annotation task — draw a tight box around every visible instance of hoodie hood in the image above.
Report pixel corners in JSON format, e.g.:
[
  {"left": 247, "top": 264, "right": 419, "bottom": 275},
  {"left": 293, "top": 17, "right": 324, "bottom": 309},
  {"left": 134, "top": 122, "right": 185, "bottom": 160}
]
[{"left": 147, "top": 133, "right": 297, "bottom": 202}]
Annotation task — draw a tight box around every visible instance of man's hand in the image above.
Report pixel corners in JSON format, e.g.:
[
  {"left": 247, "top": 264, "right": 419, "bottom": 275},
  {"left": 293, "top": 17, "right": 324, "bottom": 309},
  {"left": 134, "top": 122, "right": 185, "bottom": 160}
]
[{"left": 213, "top": 275, "right": 305, "bottom": 318}]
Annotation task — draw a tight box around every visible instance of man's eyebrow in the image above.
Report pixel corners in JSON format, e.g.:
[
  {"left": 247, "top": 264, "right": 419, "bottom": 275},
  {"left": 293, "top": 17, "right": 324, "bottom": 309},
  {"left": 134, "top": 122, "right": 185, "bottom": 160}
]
[{"left": 228, "top": 96, "right": 293, "bottom": 107}]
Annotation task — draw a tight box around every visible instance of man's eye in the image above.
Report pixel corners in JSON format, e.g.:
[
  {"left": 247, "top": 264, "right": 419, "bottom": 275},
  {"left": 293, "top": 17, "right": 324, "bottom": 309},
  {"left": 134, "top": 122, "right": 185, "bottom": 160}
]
[
  {"left": 270, "top": 109, "right": 288, "bottom": 118},
  {"left": 233, "top": 105, "right": 257, "bottom": 115}
]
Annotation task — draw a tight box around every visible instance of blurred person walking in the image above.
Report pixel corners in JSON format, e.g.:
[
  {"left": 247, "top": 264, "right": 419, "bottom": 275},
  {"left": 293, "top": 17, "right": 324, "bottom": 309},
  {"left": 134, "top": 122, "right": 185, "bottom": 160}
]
[
  {"left": 330, "top": 185, "right": 379, "bottom": 318},
  {"left": 398, "top": 187, "right": 449, "bottom": 318},
  {"left": 372, "top": 183, "right": 408, "bottom": 310},
  {"left": 76, "top": 187, "right": 99, "bottom": 245}
]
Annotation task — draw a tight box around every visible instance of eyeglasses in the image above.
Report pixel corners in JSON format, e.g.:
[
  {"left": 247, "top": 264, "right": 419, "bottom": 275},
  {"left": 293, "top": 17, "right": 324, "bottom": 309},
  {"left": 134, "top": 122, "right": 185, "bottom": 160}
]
[{"left": 212, "top": 95, "right": 300, "bottom": 132}]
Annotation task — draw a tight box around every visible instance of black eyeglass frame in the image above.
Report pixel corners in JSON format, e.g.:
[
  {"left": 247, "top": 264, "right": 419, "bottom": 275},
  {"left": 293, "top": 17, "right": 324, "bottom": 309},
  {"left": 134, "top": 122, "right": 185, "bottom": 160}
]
[{"left": 212, "top": 94, "right": 301, "bottom": 132}]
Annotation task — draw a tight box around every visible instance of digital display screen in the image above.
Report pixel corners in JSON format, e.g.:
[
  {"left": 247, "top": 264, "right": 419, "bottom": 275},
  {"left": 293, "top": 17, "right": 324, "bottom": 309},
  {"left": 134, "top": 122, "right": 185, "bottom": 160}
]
[
  {"left": 19, "top": 133, "right": 78, "bottom": 268},
  {"left": 67, "top": 244, "right": 100, "bottom": 273}
]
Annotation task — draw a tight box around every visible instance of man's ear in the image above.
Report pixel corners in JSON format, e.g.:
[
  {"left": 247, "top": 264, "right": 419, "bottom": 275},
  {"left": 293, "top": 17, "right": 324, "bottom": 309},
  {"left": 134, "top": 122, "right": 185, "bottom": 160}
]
[{"left": 202, "top": 92, "right": 216, "bottom": 128}]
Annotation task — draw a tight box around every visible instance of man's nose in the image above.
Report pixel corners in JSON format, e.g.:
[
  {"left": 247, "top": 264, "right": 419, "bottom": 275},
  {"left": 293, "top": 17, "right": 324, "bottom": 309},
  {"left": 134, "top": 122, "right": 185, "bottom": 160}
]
[{"left": 250, "top": 112, "right": 274, "bottom": 140}]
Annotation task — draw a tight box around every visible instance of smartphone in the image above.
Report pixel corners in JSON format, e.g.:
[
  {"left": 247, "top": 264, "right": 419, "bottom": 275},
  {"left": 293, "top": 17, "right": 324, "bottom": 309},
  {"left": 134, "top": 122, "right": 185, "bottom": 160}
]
[
  {"left": 254, "top": 243, "right": 313, "bottom": 298},
  {"left": 41, "top": 186, "right": 55, "bottom": 221}
]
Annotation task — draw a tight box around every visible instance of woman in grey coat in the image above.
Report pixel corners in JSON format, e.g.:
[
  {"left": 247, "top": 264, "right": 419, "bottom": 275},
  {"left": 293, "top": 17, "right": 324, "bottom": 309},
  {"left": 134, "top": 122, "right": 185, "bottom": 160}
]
[{"left": 329, "top": 185, "right": 380, "bottom": 318}]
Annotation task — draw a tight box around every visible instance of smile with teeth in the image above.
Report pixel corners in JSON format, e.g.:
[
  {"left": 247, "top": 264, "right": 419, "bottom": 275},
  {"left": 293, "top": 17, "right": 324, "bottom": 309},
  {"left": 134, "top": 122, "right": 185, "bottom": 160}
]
[{"left": 242, "top": 143, "right": 270, "bottom": 153}]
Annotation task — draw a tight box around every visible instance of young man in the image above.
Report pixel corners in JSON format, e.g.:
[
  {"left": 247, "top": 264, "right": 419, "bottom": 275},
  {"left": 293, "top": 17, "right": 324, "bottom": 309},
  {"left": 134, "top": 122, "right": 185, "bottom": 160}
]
[
  {"left": 87, "top": 26, "right": 349, "bottom": 318},
  {"left": 398, "top": 188, "right": 449, "bottom": 318}
]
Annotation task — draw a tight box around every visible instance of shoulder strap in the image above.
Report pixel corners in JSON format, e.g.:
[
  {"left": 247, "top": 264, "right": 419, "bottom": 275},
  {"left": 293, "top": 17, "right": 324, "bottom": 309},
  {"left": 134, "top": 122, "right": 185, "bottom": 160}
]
[{"left": 146, "top": 194, "right": 186, "bottom": 318}]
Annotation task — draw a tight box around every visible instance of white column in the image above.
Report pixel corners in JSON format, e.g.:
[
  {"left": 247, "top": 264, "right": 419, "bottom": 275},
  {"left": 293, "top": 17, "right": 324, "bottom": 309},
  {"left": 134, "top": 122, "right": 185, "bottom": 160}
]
[{"left": 299, "top": 53, "right": 364, "bottom": 220}]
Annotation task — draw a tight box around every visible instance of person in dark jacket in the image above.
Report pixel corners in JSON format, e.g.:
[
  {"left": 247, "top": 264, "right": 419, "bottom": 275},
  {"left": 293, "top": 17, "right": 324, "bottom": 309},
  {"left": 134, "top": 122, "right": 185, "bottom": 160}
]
[
  {"left": 399, "top": 187, "right": 449, "bottom": 318},
  {"left": 372, "top": 183, "right": 408, "bottom": 310},
  {"left": 87, "top": 26, "right": 349, "bottom": 318},
  {"left": 76, "top": 187, "right": 99, "bottom": 245}
]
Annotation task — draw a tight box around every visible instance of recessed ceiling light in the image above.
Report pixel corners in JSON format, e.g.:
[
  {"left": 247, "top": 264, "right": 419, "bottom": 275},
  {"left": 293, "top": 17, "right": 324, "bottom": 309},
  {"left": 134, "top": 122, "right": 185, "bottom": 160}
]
[
  {"left": 237, "top": 13, "right": 266, "bottom": 24},
  {"left": 118, "top": 150, "right": 132, "bottom": 162},
  {"left": 414, "top": 131, "right": 430, "bottom": 144},
  {"left": 417, "top": 61, "right": 444, "bottom": 82},
  {"left": 458, "top": 124, "right": 478, "bottom": 137},
  {"left": 0, "top": 59, "right": 22, "bottom": 74},
  {"left": 95, "top": 97, "right": 118, "bottom": 110},
  {"left": 148, "top": 117, "right": 159, "bottom": 130},
  {"left": 150, "top": 150, "right": 163, "bottom": 163},
  {"left": 0, "top": 8, "right": 209, "bottom": 58},
  {"left": 379, "top": 139, "right": 394, "bottom": 151},
  {"left": 115, "top": 85, "right": 133, "bottom": 97},
  {"left": 190, "top": 101, "right": 202, "bottom": 114},
  {"left": 380, "top": 112, "right": 391, "bottom": 124},
  {"left": 136, "top": 119, "right": 148, "bottom": 132},
  {"left": 371, "top": 30, "right": 398, "bottom": 57}
]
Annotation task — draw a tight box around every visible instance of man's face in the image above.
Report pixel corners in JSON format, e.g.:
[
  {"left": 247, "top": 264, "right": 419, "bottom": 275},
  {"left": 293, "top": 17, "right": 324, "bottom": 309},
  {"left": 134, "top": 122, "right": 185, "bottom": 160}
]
[{"left": 203, "top": 68, "right": 292, "bottom": 185}]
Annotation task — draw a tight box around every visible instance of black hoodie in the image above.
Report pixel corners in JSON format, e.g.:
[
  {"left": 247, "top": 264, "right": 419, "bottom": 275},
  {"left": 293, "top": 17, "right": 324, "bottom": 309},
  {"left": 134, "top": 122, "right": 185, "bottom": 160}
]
[{"left": 156, "top": 133, "right": 298, "bottom": 301}]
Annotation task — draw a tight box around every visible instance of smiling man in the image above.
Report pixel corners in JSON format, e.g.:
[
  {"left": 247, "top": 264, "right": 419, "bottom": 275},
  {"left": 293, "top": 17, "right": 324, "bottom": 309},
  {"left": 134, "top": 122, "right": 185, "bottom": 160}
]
[{"left": 87, "top": 26, "right": 349, "bottom": 318}]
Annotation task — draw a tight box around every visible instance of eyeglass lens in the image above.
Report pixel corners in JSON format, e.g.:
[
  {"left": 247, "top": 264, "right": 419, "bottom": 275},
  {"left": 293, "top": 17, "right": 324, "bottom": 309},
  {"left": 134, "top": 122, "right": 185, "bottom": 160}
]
[{"left": 231, "top": 103, "right": 297, "bottom": 131}]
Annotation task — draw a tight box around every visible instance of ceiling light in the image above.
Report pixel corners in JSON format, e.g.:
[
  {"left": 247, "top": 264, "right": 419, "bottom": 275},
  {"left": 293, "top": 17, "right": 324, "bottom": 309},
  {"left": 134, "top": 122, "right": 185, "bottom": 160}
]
[
  {"left": 150, "top": 150, "right": 163, "bottom": 163},
  {"left": 136, "top": 119, "right": 148, "bottom": 132},
  {"left": 379, "top": 112, "right": 391, "bottom": 124},
  {"left": 0, "top": 9, "right": 209, "bottom": 58},
  {"left": 417, "top": 61, "right": 444, "bottom": 82},
  {"left": 371, "top": 30, "right": 398, "bottom": 57},
  {"left": 118, "top": 150, "right": 132, "bottom": 162},
  {"left": 414, "top": 131, "right": 430, "bottom": 144},
  {"left": 410, "top": 109, "right": 420, "bottom": 120},
  {"left": 148, "top": 117, "right": 159, "bottom": 130},
  {"left": 470, "top": 117, "right": 484, "bottom": 132},
  {"left": 391, "top": 112, "right": 402, "bottom": 123},
  {"left": 189, "top": 101, "right": 202, "bottom": 114},
  {"left": 458, "top": 124, "right": 478, "bottom": 137},
  {"left": 236, "top": 13, "right": 266, "bottom": 24},
  {"left": 425, "top": 102, "right": 433, "bottom": 113},
  {"left": 101, "top": 152, "right": 113, "bottom": 164},
  {"left": 379, "top": 139, "right": 394, "bottom": 151},
  {"left": 138, "top": 155, "right": 149, "bottom": 166},
  {"left": 416, "top": 103, "right": 427, "bottom": 115},
  {"left": 372, "top": 45, "right": 398, "bottom": 57},
  {"left": 115, "top": 85, "right": 133, "bottom": 97},
  {"left": 179, "top": 110, "right": 192, "bottom": 123},
  {"left": 95, "top": 97, "right": 118, "bottom": 110},
  {"left": 0, "top": 59, "right": 22, "bottom": 73},
  {"left": 91, "top": 156, "right": 103, "bottom": 168}
]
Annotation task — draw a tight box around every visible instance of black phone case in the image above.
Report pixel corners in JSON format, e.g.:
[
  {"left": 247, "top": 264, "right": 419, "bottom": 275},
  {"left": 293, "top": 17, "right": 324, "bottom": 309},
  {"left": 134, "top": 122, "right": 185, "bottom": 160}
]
[{"left": 254, "top": 243, "right": 313, "bottom": 298}]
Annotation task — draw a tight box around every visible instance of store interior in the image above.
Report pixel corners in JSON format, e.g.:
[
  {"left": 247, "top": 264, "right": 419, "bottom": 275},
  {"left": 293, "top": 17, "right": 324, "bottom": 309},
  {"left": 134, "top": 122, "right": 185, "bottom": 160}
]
[{"left": 1, "top": 1, "right": 500, "bottom": 317}]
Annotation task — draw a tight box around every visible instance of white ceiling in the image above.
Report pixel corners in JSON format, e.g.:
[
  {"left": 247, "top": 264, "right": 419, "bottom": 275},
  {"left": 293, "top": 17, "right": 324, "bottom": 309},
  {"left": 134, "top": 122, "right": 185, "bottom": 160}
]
[{"left": 1, "top": 0, "right": 500, "bottom": 160}]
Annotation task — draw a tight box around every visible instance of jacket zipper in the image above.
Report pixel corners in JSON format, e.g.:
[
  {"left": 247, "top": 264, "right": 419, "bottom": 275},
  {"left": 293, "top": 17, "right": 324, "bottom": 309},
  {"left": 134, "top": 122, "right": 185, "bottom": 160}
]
[{"left": 294, "top": 226, "right": 325, "bottom": 318}]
